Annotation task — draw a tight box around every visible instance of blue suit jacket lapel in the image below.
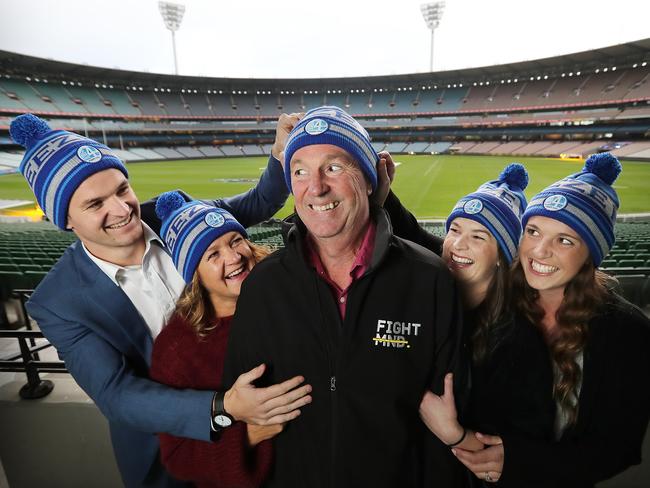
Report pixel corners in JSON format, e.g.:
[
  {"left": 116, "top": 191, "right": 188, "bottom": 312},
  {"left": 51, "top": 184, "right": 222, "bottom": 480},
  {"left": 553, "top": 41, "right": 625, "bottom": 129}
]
[{"left": 73, "top": 244, "right": 154, "bottom": 364}]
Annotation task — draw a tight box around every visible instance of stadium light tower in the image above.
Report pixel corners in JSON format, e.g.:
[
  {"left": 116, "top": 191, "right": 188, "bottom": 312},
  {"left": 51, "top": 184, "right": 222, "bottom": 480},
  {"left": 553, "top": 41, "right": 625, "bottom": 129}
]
[
  {"left": 158, "top": 1, "right": 186, "bottom": 75},
  {"left": 420, "top": 2, "right": 445, "bottom": 72}
]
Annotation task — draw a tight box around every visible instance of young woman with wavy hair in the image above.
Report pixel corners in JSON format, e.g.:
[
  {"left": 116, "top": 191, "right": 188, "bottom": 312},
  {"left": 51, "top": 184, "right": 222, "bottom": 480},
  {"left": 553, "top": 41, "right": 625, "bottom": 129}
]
[
  {"left": 452, "top": 153, "right": 650, "bottom": 487},
  {"left": 382, "top": 163, "right": 556, "bottom": 486},
  {"left": 147, "top": 192, "right": 312, "bottom": 488}
]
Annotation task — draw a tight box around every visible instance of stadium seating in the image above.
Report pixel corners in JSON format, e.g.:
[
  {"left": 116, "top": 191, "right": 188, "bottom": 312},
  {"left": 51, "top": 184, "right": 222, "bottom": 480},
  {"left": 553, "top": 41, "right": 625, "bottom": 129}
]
[
  {"left": 31, "top": 83, "right": 88, "bottom": 113},
  {"left": 449, "top": 141, "right": 477, "bottom": 153},
  {"left": 219, "top": 145, "right": 243, "bottom": 156},
  {"left": 182, "top": 93, "right": 214, "bottom": 117},
  {"left": 68, "top": 87, "right": 114, "bottom": 115},
  {"left": 129, "top": 147, "right": 165, "bottom": 160},
  {"left": 0, "top": 151, "right": 22, "bottom": 169},
  {"left": 241, "top": 144, "right": 264, "bottom": 156},
  {"left": 1, "top": 221, "right": 650, "bottom": 309},
  {"left": 466, "top": 142, "right": 502, "bottom": 154},
  {"left": 151, "top": 147, "right": 185, "bottom": 159},
  {"left": 0, "top": 79, "right": 54, "bottom": 112},
  {"left": 128, "top": 91, "right": 165, "bottom": 116},
  {"left": 96, "top": 88, "right": 141, "bottom": 116},
  {"left": 0, "top": 48, "right": 648, "bottom": 168},
  {"left": 428, "top": 142, "right": 453, "bottom": 153},
  {"left": 2, "top": 63, "right": 648, "bottom": 118},
  {"left": 197, "top": 145, "right": 225, "bottom": 157},
  {"left": 0, "top": 222, "right": 76, "bottom": 296},
  {"left": 405, "top": 142, "right": 429, "bottom": 153},
  {"left": 175, "top": 147, "right": 205, "bottom": 159}
]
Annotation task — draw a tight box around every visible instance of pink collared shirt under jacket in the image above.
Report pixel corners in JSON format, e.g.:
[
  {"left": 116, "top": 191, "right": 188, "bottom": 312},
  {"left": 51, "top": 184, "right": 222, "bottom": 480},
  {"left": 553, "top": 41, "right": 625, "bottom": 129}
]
[{"left": 305, "top": 222, "right": 376, "bottom": 318}]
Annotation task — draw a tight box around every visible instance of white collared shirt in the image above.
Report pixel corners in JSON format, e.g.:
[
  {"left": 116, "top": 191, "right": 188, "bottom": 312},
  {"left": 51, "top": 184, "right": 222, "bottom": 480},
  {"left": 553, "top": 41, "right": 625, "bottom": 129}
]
[
  {"left": 553, "top": 351, "right": 584, "bottom": 439},
  {"left": 82, "top": 222, "right": 186, "bottom": 339}
]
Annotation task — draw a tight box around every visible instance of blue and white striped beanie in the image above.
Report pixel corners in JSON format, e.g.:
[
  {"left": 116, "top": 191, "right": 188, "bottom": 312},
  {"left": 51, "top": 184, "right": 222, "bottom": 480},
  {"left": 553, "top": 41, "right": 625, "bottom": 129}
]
[
  {"left": 9, "top": 114, "right": 128, "bottom": 230},
  {"left": 155, "top": 191, "right": 247, "bottom": 283},
  {"left": 522, "top": 153, "right": 621, "bottom": 266},
  {"left": 446, "top": 163, "right": 529, "bottom": 264},
  {"left": 283, "top": 106, "right": 379, "bottom": 192}
]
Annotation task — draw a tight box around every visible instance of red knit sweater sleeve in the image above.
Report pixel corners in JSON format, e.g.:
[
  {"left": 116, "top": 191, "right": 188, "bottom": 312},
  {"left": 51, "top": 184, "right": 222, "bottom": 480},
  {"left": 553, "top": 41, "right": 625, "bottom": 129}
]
[
  {"left": 150, "top": 314, "right": 273, "bottom": 488},
  {"left": 158, "top": 428, "right": 273, "bottom": 488}
]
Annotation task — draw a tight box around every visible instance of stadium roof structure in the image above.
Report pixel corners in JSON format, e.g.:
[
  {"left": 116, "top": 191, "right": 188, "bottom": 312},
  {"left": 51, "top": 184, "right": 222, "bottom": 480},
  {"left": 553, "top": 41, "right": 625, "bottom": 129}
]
[{"left": 1, "top": 38, "right": 649, "bottom": 92}]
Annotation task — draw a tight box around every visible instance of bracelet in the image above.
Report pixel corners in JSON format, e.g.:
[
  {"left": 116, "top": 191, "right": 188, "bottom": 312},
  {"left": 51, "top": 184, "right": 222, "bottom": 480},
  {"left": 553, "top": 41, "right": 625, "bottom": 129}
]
[{"left": 446, "top": 427, "right": 467, "bottom": 448}]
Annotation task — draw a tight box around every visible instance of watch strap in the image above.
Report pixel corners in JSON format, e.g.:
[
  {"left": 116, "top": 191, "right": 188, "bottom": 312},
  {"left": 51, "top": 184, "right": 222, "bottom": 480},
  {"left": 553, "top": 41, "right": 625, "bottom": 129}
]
[
  {"left": 211, "top": 391, "right": 234, "bottom": 431},
  {"left": 210, "top": 391, "right": 223, "bottom": 434}
]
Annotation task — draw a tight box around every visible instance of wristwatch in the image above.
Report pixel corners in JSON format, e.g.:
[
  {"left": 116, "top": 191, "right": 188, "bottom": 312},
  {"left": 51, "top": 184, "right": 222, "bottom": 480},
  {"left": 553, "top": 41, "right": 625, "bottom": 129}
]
[{"left": 211, "top": 391, "right": 234, "bottom": 431}]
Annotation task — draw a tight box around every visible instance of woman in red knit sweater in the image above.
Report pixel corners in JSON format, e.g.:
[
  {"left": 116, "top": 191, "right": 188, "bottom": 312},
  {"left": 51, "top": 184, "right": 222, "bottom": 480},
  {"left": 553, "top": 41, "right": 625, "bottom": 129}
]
[{"left": 149, "top": 191, "right": 312, "bottom": 487}]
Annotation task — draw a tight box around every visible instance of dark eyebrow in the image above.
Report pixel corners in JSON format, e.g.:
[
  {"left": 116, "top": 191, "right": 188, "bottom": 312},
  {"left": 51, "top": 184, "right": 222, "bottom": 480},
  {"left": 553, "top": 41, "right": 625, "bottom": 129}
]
[
  {"left": 325, "top": 153, "right": 355, "bottom": 165},
  {"left": 292, "top": 153, "right": 354, "bottom": 167},
  {"left": 205, "top": 241, "right": 220, "bottom": 254},
  {"left": 82, "top": 196, "right": 104, "bottom": 208},
  {"left": 559, "top": 232, "right": 580, "bottom": 241},
  {"left": 81, "top": 180, "right": 129, "bottom": 208}
]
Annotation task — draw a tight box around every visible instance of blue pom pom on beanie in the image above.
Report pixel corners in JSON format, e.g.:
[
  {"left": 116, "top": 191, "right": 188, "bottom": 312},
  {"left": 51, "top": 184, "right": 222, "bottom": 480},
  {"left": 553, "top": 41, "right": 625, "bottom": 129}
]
[
  {"left": 155, "top": 191, "right": 187, "bottom": 222},
  {"left": 10, "top": 113, "right": 128, "bottom": 230},
  {"left": 157, "top": 191, "right": 248, "bottom": 283},
  {"left": 522, "top": 152, "right": 622, "bottom": 266},
  {"left": 9, "top": 113, "right": 50, "bottom": 147},
  {"left": 446, "top": 162, "right": 529, "bottom": 264}
]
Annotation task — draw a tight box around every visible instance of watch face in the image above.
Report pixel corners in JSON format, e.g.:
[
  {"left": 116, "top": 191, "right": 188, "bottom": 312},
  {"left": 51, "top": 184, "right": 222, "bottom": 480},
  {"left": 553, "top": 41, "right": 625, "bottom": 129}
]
[{"left": 214, "top": 414, "right": 232, "bottom": 427}]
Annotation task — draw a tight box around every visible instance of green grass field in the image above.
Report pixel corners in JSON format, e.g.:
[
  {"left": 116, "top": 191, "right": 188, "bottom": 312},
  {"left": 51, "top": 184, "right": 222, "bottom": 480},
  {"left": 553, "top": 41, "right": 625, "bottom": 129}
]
[{"left": 1, "top": 155, "right": 649, "bottom": 219}]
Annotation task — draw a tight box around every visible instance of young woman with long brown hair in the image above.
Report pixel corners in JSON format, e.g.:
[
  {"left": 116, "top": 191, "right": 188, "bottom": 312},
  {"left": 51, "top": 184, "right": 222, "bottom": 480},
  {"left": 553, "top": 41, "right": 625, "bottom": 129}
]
[{"left": 452, "top": 153, "right": 650, "bottom": 487}]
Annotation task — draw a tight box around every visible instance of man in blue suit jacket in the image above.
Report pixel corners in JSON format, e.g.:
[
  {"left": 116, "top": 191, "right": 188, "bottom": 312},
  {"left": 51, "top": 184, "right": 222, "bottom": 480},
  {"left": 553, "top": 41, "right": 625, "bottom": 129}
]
[{"left": 10, "top": 114, "right": 311, "bottom": 487}]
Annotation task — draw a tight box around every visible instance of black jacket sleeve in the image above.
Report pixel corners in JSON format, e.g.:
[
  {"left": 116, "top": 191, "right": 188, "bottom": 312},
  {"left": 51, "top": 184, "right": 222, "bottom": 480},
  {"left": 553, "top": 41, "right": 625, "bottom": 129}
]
[
  {"left": 383, "top": 190, "right": 444, "bottom": 256},
  {"left": 422, "top": 262, "right": 471, "bottom": 488}
]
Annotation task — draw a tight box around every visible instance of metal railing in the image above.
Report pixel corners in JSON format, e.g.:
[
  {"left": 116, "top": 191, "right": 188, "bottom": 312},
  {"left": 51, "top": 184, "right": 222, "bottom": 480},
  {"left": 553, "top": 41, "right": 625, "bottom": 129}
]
[{"left": 0, "top": 289, "right": 66, "bottom": 399}]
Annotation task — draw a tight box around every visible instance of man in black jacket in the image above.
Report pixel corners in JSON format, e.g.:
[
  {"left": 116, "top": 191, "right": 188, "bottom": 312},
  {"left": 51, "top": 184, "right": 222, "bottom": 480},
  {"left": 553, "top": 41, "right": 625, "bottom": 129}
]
[{"left": 223, "top": 106, "right": 468, "bottom": 488}]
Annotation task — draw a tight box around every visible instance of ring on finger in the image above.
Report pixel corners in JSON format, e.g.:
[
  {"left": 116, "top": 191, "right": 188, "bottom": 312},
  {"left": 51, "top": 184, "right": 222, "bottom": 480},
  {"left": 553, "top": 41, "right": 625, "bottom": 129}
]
[{"left": 485, "top": 472, "right": 493, "bottom": 482}]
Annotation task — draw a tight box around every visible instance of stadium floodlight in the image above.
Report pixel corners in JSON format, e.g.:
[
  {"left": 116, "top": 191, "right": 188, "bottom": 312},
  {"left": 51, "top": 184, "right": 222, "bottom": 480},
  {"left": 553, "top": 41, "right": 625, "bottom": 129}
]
[
  {"left": 158, "top": 1, "right": 186, "bottom": 75},
  {"left": 420, "top": 2, "right": 445, "bottom": 72}
]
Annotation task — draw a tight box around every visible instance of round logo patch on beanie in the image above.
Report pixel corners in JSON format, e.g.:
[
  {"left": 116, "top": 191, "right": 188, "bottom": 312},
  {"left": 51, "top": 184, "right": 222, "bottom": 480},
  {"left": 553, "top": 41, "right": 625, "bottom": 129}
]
[
  {"left": 205, "top": 212, "right": 225, "bottom": 228},
  {"left": 463, "top": 199, "right": 483, "bottom": 215},
  {"left": 305, "top": 118, "right": 329, "bottom": 136},
  {"left": 543, "top": 194, "right": 568, "bottom": 211},
  {"left": 77, "top": 145, "right": 102, "bottom": 163}
]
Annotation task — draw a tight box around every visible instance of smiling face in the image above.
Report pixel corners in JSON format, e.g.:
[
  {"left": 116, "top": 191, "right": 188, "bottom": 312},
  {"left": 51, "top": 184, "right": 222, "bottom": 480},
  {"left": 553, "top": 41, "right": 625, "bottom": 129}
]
[
  {"left": 442, "top": 217, "right": 499, "bottom": 302},
  {"left": 66, "top": 168, "right": 143, "bottom": 262},
  {"left": 290, "top": 144, "right": 371, "bottom": 246},
  {"left": 519, "top": 216, "right": 590, "bottom": 299},
  {"left": 196, "top": 231, "right": 254, "bottom": 317}
]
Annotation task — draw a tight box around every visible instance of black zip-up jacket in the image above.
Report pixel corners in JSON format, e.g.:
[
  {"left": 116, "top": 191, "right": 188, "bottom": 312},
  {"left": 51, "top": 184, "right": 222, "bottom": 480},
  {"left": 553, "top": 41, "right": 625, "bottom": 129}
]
[
  {"left": 499, "top": 296, "right": 650, "bottom": 488},
  {"left": 223, "top": 208, "right": 469, "bottom": 488}
]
